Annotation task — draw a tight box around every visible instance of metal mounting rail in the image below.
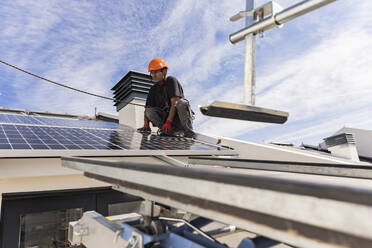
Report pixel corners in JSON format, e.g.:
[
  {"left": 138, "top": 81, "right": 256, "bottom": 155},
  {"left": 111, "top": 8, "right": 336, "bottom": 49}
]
[
  {"left": 0, "top": 148, "right": 237, "bottom": 158},
  {"left": 62, "top": 156, "right": 372, "bottom": 248},
  {"left": 188, "top": 156, "right": 372, "bottom": 179}
]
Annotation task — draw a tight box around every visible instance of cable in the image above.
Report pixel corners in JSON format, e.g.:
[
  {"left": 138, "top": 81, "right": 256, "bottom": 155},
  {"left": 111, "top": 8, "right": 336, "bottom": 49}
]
[
  {"left": 0, "top": 59, "right": 116, "bottom": 101},
  {"left": 0, "top": 59, "right": 146, "bottom": 107}
]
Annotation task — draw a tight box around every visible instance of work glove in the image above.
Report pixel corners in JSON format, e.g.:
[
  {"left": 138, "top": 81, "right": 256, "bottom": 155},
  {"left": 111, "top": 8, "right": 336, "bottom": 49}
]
[
  {"left": 137, "top": 124, "right": 151, "bottom": 133},
  {"left": 162, "top": 120, "right": 172, "bottom": 133}
]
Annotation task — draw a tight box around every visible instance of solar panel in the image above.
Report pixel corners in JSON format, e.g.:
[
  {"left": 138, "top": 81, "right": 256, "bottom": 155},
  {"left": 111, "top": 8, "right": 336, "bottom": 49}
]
[
  {"left": 0, "top": 113, "right": 118, "bottom": 129},
  {"left": 0, "top": 124, "right": 122, "bottom": 150},
  {"left": 0, "top": 124, "right": 226, "bottom": 151},
  {"left": 85, "top": 126, "right": 214, "bottom": 151},
  {"left": 0, "top": 112, "right": 230, "bottom": 152},
  {"left": 0, "top": 113, "right": 43, "bottom": 125}
]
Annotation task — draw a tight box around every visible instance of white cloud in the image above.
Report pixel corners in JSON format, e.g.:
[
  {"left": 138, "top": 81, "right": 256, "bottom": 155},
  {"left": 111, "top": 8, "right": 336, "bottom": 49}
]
[
  {"left": 191, "top": 0, "right": 372, "bottom": 144},
  {"left": 1, "top": 0, "right": 371, "bottom": 146}
]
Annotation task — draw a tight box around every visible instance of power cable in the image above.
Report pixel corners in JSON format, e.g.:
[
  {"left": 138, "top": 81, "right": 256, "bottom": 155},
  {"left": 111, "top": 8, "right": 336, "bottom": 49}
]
[{"left": 0, "top": 59, "right": 145, "bottom": 107}]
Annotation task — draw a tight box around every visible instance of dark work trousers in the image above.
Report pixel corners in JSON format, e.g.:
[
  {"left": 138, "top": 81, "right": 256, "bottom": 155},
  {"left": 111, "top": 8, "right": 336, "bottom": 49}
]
[{"left": 145, "top": 99, "right": 194, "bottom": 136}]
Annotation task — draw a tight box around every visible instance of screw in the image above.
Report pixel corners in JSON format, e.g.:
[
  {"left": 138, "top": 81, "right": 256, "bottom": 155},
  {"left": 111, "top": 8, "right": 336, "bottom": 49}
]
[{"left": 129, "top": 236, "right": 137, "bottom": 246}]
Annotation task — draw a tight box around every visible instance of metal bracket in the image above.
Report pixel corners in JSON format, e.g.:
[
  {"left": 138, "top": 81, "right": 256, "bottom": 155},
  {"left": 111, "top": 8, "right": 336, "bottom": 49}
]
[
  {"left": 230, "top": 10, "right": 254, "bottom": 22},
  {"left": 253, "top": 1, "right": 283, "bottom": 21},
  {"left": 154, "top": 155, "right": 189, "bottom": 167},
  {"left": 230, "top": 1, "right": 283, "bottom": 23}
]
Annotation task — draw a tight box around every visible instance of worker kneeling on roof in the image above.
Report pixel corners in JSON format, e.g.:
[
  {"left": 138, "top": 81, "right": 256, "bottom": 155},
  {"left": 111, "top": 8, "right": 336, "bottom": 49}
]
[{"left": 137, "top": 58, "right": 195, "bottom": 138}]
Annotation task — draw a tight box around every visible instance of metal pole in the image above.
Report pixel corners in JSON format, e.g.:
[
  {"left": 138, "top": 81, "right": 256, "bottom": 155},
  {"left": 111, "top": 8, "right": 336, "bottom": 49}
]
[
  {"left": 244, "top": 0, "right": 256, "bottom": 105},
  {"left": 230, "top": 0, "right": 337, "bottom": 44}
]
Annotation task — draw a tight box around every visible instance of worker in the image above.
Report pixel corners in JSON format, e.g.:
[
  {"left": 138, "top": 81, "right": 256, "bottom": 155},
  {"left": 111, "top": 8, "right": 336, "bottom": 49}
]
[{"left": 137, "top": 58, "right": 195, "bottom": 138}]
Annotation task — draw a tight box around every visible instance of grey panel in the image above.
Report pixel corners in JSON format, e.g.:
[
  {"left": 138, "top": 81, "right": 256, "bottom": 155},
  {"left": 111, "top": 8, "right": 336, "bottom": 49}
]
[{"left": 200, "top": 101, "right": 288, "bottom": 124}]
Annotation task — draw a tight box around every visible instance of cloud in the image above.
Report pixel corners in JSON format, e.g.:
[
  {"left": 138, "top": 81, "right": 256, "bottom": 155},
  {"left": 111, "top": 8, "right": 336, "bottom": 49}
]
[
  {"left": 192, "top": 0, "right": 372, "bottom": 145},
  {"left": 0, "top": 0, "right": 371, "bottom": 146}
]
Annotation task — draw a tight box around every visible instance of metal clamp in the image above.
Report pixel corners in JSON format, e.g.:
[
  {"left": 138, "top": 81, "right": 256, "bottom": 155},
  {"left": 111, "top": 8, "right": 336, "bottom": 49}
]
[
  {"left": 126, "top": 231, "right": 143, "bottom": 248},
  {"left": 230, "top": 10, "right": 254, "bottom": 22}
]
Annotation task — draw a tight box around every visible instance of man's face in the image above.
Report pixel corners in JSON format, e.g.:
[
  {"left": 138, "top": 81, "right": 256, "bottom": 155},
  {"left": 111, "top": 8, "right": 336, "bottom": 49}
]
[{"left": 150, "top": 69, "right": 165, "bottom": 83}]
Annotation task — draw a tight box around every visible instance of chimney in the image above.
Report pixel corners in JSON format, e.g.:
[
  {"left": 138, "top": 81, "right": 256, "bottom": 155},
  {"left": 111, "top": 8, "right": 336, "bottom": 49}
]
[
  {"left": 324, "top": 133, "right": 360, "bottom": 162},
  {"left": 112, "top": 71, "right": 153, "bottom": 128}
]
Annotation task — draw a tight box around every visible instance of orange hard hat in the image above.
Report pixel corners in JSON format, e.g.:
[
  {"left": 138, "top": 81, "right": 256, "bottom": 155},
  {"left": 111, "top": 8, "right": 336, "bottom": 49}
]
[{"left": 148, "top": 58, "right": 168, "bottom": 72}]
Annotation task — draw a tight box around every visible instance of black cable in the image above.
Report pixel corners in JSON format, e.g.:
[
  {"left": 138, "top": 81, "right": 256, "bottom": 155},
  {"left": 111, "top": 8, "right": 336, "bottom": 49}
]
[
  {"left": 0, "top": 59, "right": 144, "bottom": 107},
  {"left": 0, "top": 59, "right": 115, "bottom": 101}
]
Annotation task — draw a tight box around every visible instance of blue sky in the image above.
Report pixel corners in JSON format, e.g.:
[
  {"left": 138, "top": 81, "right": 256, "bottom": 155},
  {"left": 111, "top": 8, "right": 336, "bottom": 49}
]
[{"left": 1, "top": 0, "right": 371, "bottom": 145}]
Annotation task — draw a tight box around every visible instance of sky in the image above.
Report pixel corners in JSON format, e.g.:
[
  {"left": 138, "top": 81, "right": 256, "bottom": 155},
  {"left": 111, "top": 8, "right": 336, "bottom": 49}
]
[{"left": 0, "top": 0, "right": 371, "bottom": 145}]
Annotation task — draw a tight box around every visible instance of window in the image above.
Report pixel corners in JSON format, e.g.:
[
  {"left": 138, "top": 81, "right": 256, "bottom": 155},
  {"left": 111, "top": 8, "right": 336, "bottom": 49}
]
[{"left": 19, "top": 208, "right": 83, "bottom": 248}]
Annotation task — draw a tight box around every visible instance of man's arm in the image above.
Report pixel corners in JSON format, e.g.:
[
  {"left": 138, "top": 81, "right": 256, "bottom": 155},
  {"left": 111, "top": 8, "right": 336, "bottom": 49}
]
[
  {"left": 167, "top": 96, "right": 180, "bottom": 121},
  {"left": 143, "top": 87, "right": 154, "bottom": 126}
]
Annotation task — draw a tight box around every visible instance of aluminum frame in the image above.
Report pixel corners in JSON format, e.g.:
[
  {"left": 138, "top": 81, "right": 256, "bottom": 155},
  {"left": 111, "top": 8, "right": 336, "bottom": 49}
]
[
  {"left": 62, "top": 156, "right": 372, "bottom": 248},
  {"left": 0, "top": 148, "right": 237, "bottom": 158},
  {"left": 188, "top": 156, "right": 372, "bottom": 179}
]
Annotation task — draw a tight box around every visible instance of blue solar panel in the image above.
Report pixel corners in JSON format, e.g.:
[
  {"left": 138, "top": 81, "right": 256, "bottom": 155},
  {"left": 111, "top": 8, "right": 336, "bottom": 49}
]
[
  {"left": 0, "top": 124, "right": 121, "bottom": 150},
  {"left": 0, "top": 124, "right": 224, "bottom": 151},
  {"left": 0, "top": 113, "right": 43, "bottom": 125},
  {"left": 0, "top": 113, "right": 229, "bottom": 152},
  {"left": 0, "top": 113, "right": 118, "bottom": 129},
  {"left": 83, "top": 125, "right": 219, "bottom": 151}
]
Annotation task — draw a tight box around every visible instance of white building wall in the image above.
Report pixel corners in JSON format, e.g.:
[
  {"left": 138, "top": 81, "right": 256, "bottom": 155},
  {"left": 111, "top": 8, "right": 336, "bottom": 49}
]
[
  {"left": 118, "top": 98, "right": 146, "bottom": 128},
  {"left": 336, "top": 127, "right": 372, "bottom": 158}
]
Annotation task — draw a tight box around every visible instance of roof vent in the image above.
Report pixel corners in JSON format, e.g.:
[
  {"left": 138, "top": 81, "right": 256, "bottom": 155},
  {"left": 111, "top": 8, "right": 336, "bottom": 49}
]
[
  {"left": 111, "top": 71, "right": 154, "bottom": 128},
  {"left": 112, "top": 71, "right": 153, "bottom": 111},
  {"left": 324, "top": 133, "right": 359, "bottom": 162}
]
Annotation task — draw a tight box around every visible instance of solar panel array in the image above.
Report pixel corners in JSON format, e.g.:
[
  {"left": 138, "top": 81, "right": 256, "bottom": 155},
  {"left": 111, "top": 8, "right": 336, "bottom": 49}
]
[{"left": 0, "top": 113, "right": 227, "bottom": 151}]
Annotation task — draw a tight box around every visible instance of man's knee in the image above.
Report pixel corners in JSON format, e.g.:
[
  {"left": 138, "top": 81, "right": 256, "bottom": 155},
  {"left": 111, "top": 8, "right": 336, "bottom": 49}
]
[
  {"left": 145, "top": 108, "right": 158, "bottom": 119},
  {"left": 175, "top": 99, "right": 188, "bottom": 112},
  {"left": 145, "top": 108, "right": 164, "bottom": 127},
  {"left": 176, "top": 99, "right": 193, "bottom": 124}
]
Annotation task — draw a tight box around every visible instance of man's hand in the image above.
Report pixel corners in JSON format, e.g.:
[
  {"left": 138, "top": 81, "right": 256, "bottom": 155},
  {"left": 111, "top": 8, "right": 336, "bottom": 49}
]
[
  {"left": 162, "top": 120, "right": 172, "bottom": 132},
  {"left": 137, "top": 124, "right": 151, "bottom": 133}
]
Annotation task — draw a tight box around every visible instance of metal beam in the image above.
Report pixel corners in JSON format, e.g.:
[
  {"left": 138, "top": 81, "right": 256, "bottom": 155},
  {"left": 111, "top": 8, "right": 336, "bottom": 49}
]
[
  {"left": 62, "top": 156, "right": 372, "bottom": 248},
  {"left": 0, "top": 148, "right": 237, "bottom": 158},
  {"left": 188, "top": 156, "right": 372, "bottom": 179},
  {"left": 154, "top": 155, "right": 189, "bottom": 167},
  {"left": 230, "top": 0, "right": 337, "bottom": 44},
  {"left": 244, "top": 0, "right": 256, "bottom": 105},
  {"left": 199, "top": 101, "right": 288, "bottom": 124}
]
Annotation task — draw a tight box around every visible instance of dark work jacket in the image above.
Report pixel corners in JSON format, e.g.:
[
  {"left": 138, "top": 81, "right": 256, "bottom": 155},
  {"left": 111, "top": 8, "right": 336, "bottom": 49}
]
[{"left": 145, "top": 76, "right": 185, "bottom": 111}]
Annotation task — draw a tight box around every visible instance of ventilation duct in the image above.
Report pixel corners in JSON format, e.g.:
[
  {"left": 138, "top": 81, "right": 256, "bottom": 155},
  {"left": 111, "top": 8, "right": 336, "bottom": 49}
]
[
  {"left": 112, "top": 71, "right": 153, "bottom": 128},
  {"left": 324, "top": 133, "right": 359, "bottom": 162}
]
